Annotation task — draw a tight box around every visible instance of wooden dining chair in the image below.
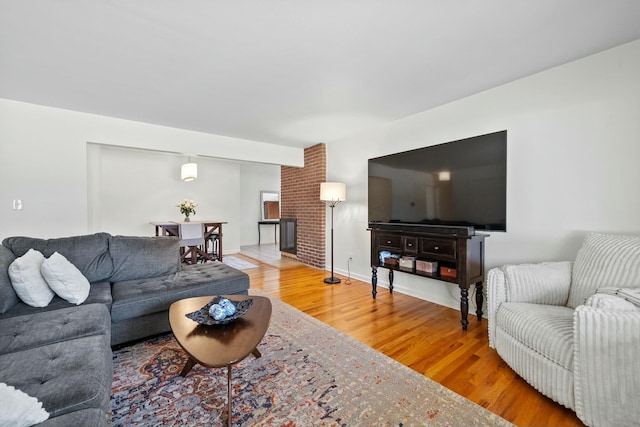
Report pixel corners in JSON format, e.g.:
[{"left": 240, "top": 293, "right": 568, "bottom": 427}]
[{"left": 178, "top": 223, "right": 213, "bottom": 264}]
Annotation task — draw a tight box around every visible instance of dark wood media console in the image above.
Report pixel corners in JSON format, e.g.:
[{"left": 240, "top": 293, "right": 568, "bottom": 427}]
[{"left": 369, "top": 223, "right": 487, "bottom": 330}]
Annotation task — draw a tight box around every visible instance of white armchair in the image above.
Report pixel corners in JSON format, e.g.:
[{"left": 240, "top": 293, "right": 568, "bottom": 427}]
[{"left": 487, "top": 233, "right": 640, "bottom": 427}]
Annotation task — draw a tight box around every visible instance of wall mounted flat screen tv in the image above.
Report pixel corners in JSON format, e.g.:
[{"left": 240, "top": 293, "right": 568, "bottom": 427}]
[{"left": 368, "top": 130, "right": 507, "bottom": 231}]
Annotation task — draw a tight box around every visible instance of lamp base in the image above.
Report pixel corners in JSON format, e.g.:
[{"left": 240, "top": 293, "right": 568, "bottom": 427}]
[{"left": 324, "top": 277, "right": 341, "bottom": 284}]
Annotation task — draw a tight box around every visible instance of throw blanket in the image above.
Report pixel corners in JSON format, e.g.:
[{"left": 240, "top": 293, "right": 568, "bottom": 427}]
[{"left": 597, "top": 287, "right": 640, "bottom": 307}]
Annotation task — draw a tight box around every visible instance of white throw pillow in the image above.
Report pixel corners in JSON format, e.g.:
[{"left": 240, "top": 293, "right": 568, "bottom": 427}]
[
  {"left": 504, "top": 261, "right": 572, "bottom": 305},
  {"left": 0, "top": 382, "right": 49, "bottom": 427},
  {"left": 7, "top": 249, "right": 54, "bottom": 307},
  {"left": 41, "top": 252, "right": 90, "bottom": 305}
]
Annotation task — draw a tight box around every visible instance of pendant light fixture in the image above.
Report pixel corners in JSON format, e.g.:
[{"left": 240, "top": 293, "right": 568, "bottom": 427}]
[{"left": 181, "top": 157, "right": 197, "bottom": 182}]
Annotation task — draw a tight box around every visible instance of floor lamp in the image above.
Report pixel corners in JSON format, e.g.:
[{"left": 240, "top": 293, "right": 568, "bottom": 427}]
[{"left": 320, "top": 182, "right": 346, "bottom": 284}]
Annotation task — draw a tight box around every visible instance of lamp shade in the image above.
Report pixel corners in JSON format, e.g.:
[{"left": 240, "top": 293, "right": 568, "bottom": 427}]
[
  {"left": 320, "top": 182, "right": 346, "bottom": 202},
  {"left": 181, "top": 162, "right": 197, "bottom": 181},
  {"left": 438, "top": 171, "right": 451, "bottom": 181}
]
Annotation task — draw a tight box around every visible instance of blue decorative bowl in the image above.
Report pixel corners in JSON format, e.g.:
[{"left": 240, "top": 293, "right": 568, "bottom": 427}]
[{"left": 185, "top": 296, "right": 253, "bottom": 325}]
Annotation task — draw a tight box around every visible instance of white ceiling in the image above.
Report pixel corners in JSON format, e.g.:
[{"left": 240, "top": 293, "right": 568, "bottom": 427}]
[{"left": 2, "top": 1, "right": 640, "bottom": 148}]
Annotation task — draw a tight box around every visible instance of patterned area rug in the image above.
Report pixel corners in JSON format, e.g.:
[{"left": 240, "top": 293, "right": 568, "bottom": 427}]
[
  {"left": 111, "top": 292, "right": 513, "bottom": 426},
  {"left": 222, "top": 256, "right": 258, "bottom": 270}
]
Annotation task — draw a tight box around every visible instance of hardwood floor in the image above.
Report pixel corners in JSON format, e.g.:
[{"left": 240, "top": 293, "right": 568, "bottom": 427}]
[{"left": 238, "top": 248, "right": 584, "bottom": 427}]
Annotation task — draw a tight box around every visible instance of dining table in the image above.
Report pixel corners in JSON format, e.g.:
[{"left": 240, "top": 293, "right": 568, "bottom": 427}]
[{"left": 150, "top": 221, "right": 226, "bottom": 262}]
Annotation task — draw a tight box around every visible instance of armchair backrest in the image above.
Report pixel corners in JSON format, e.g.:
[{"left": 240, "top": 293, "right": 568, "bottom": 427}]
[{"left": 568, "top": 232, "right": 640, "bottom": 308}]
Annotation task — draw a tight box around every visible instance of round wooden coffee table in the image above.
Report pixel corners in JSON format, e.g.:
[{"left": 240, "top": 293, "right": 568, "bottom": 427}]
[{"left": 169, "top": 295, "right": 272, "bottom": 426}]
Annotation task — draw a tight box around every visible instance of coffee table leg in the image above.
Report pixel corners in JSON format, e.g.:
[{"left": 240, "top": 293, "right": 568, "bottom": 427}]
[
  {"left": 179, "top": 357, "right": 197, "bottom": 377},
  {"left": 251, "top": 348, "right": 262, "bottom": 358},
  {"left": 227, "top": 365, "right": 232, "bottom": 427}
]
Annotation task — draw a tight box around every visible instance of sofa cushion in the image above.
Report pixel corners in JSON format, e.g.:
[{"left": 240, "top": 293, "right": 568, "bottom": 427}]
[
  {"left": 568, "top": 232, "right": 640, "bottom": 309},
  {"left": 41, "top": 252, "right": 90, "bottom": 305},
  {"left": 110, "top": 262, "right": 249, "bottom": 322},
  {"left": 0, "top": 335, "right": 113, "bottom": 418},
  {"left": 496, "top": 302, "right": 575, "bottom": 371},
  {"left": 2, "top": 233, "right": 114, "bottom": 283},
  {"left": 0, "top": 245, "right": 19, "bottom": 313},
  {"left": 0, "top": 304, "right": 111, "bottom": 356},
  {"left": 8, "top": 249, "right": 55, "bottom": 307},
  {"left": 109, "top": 235, "right": 180, "bottom": 283},
  {"left": 0, "top": 281, "right": 112, "bottom": 320},
  {"left": 0, "top": 382, "right": 49, "bottom": 426}
]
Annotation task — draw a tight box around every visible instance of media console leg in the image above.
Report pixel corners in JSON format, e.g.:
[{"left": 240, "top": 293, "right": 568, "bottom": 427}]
[
  {"left": 371, "top": 267, "right": 377, "bottom": 299},
  {"left": 460, "top": 287, "right": 469, "bottom": 331},
  {"left": 475, "top": 282, "right": 484, "bottom": 321},
  {"left": 388, "top": 270, "right": 394, "bottom": 294}
]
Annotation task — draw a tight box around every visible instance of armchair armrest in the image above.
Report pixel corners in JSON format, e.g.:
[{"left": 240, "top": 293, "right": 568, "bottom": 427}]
[
  {"left": 487, "top": 267, "right": 506, "bottom": 348},
  {"left": 574, "top": 302, "right": 640, "bottom": 427},
  {"left": 487, "top": 261, "right": 572, "bottom": 348}
]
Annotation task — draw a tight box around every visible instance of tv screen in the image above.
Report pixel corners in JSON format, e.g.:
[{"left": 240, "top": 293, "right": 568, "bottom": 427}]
[{"left": 368, "top": 130, "right": 507, "bottom": 231}]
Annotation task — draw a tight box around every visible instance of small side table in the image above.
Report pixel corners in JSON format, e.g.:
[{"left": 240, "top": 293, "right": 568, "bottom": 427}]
[
  {"left": 258, "top": 220, "right": 279, "bottom": 245},
  {"left": 169, "top": 295, "right": 272, "bottom": 427}
]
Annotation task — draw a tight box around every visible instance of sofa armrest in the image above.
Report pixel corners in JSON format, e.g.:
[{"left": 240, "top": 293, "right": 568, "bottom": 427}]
[
  {"left": 574, "top": 303, "right": 640, "bottom": 427},
  {"left": 486, "top": 261, "right": 572, "bottom": 348}
]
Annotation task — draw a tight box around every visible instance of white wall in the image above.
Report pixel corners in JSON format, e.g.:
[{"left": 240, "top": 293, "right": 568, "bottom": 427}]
[
  {"left": 326, "top": 39, "right": 640, "bottom": 311},
  {"left": 0, "top": 100, "right": 300, "bottom": 241},
  {"left": 87, "top": 144, "right": 265, "bottom": 253}
]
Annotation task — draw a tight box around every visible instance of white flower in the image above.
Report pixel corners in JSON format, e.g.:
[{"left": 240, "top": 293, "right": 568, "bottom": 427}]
[{"left": 176, "top": 199, "right": 197, "bottom": 215}]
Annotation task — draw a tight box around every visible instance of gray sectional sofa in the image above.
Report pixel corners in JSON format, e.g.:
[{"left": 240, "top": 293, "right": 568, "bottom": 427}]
[{"left": 0, "top": 232, "right": 250, "bottom": 426}]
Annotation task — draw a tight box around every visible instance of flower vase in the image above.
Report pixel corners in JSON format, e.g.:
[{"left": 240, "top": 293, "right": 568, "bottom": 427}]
[{"left": 184, "top": 215, "right": 190, "bottom": 222}]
